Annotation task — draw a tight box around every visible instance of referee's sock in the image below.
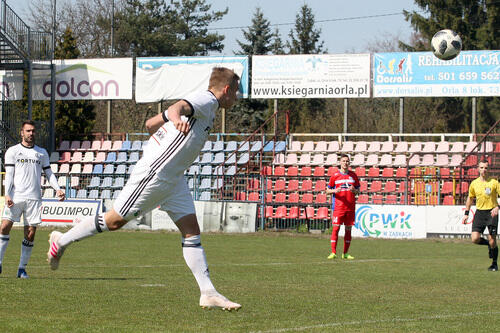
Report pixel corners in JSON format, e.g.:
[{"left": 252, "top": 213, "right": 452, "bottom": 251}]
[
  {"left": 478, "top": 237, "right": 489, "bottom": 245},
  {"left": 492, "top": 246, "right": 498, "bottom": 264}
]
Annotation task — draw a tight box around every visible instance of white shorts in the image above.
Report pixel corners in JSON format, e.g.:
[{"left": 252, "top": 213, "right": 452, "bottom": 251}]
[
  {"left": 2, "top": 199, "right": 42, "bottom": 226},
  {"left": 113, "top": 170, "right": 195, "bottom": 223}
]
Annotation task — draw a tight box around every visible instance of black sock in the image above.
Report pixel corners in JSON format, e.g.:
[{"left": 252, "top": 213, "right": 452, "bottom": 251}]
[
  {"left": 492, "top": 246, "right": 498, "bottom": 263},
  {"left": 478, "top": 237, "right": 489, "bottom": 245},
  {"left": 489, "top": 245, "right": 493, "bottom": 258}
]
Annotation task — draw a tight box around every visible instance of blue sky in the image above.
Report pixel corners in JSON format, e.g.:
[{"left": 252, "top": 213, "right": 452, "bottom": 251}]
[{"left": 8, "top": 0, "right": 421, "bottom": 54}]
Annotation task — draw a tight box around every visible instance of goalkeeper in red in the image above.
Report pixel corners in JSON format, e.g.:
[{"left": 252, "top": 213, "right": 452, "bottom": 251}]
[{"left": 325, "top": 154, "right": 360, "bottom": 260}]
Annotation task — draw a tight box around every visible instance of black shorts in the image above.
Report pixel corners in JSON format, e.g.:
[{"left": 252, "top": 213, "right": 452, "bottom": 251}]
[{"left": 472, "top": 209, "right": 498, "bottom": 235}]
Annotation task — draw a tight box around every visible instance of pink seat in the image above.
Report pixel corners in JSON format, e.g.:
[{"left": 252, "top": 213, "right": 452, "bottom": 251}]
[
  {"left": 82, "top": 164, "right": 93, "bottom": 174},
  {"left": 58, "top": 163, "right": 70, "bottom": 174},
  {"left": 383, "top": 181, "right": 397, "bottom": 193},
  {"left": 436, "top": 141, "right": 449, "bottom": 153},
  {"left": 450, "top": 142, "right": 464, "bottom": 153},
  {"left": 327, "top": 141, "right": 340, "bottom": 152},
  {"left": 90, "top": 140, "right": 101, "bottom": 151},
  {"left": 393, "top": 154, "right": 407, "bottom": 167},
  {"left": 408, "top": 155, "right": 420, "bottom": 166},
  {"left": 313, "top": 166, "right": 325, "bottom": 177},
  {"left": 300, "top": 166, "right": 312, "bottom": 177},
  {"left": 340, "top": 141, "right": 354, "bottom": 153},
  {"left": 367, "top": 141, "right": 381, "bottom": 153},
  {"left": 422, "top": 142, "right": 436, "bottom": 153},
  {"left": 449, "top": 154, "right": 463, "bottom": 167},
  {"left": 420, "top": 154, "right": 435, "bottom": 166},
  {"left": 394, "top": 141, "right": 408, "bottom": 153},
  {"left": 273, "top": 153, "right": 285, "bottom": 165},
  {"left": 285, "top": 166, "right": 297, "bottom": 176},
  {"left": 110, "top": 140, "right": 122, "bottom": 151},
  {"left": 301, "top": 141, "right": 314, "bottom": 152},
  {"left": 381, "top": 167, "right": 394, "bottom": 177},
  {"left": 289, "top": 141, "right": 301, "bottom": 152},
  {"left": 314, "top": 141, "right": 327, "bottom": 152},
  {"left": 297, "top": 153, "right": 311, "bottom": 166},
  {"left": 351, "top": 153, "right": 365, "bottom": 166},
  {"left": 409, "top": 142, "right": 422, "bottom": 153},
  {"left": 367, "top": 167, "right": 380, "bottom": 177},
  {"left": 327, "top": 166, "right": 338, "bottom": 176},
  {"left": 287, "top": 179, "right": 299, "bottom": 192},
  {"left": 354, "top": 141, "right": 367, "bottom": 153},
  {"left": 288, "top": 193, "right": 300, "bottom": 203},
  {"left": 58, "top": 151, "right": 71, "bottom": 163},
  {"left": 311, "top": 154, "right": 324, "bottom": 166},
  {"left": 94, "top": 152, "right": 106, "bottom": 163},
  {"left": 364, "top": 154, "right": 378, "bottom": 166},
  {"left": 435, "top": 154, "right": 449, "bottom": 167},
  {"left": 70, "top": 151, "right": 83, "bottom": 163},
  {"left": 380, "top": 141, "right": 393, "bottom": 153},
  {"left": 355, "top": 167, "right": 366, "bottom": 177},
  {"left": 325, "top": 153, "right": 338, "bottom": 166},
  {"left": 284, "top": 153, "right": 298, "bottom": 165},
  {"left": 465, "top": 141, "right": 477, "bottom": 153},
  {"left": 100, "top": 140, "right": 112, "bottom": 151},
  {"left": 379, "top": 154, "right": 393, "bottom": 166}
]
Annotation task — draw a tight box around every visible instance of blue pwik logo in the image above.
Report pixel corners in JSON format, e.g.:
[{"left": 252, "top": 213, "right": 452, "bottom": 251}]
[{"left": 355, "top": 205, "right": 412, "bottom": 237}]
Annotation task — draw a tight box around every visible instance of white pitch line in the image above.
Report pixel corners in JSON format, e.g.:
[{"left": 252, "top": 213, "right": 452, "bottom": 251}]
[{"left": 250, "top": 311, "right": 500, "bottom": 333}]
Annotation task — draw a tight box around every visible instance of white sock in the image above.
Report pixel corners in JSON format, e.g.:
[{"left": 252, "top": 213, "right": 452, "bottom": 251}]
[
  {"left": 0, "top": 235, "right": 10, "bottom": 265},
  {"left": 58, "top": 214, "right": 109, "bottom": 248},
  {"left": 182, "top": 235, "right": 217, "bottom": 295},
  {"left": 19, "top": 239, "right": 34, "bottom": 269}
]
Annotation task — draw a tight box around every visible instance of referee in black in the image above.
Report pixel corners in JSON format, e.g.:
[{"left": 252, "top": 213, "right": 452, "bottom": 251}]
[{"left": 462, "top": 160, "right": 499, "bottom": 271}]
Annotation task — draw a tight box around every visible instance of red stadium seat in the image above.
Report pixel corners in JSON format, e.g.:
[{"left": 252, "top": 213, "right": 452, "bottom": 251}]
[
  {"left": 314, "top": 180, "right": 326, "bottom": 192},
  {"left": 288, "top": 192, "right": 300, "bottom": 203},
  {"left": 496, "top": 142, "right": 500, "bottom": 153},
  {"left": 287, "top": 179, "right": 299, "bottom": 192},
  {"left": 315, "top": 193, "right": 327, "bottom": 204},
  {"left": 304, "top": 206, "right": 315, "bottom": 219},
  {"left": 327, "top": 167, "right": 338, "bottom": 176},
  {"left": 275, "top": 206, "right": 287, "bottom": 218},
  {"left": 372, "top": 194, "right": 383, "bottom": 204},
  {"left": 357, "top": 194, "right": 369, "bottom": 203},
  {"left": 367, "top": 167, "right": 380, "bottom": 177},
  {"left": 236, "top": 192, "right": 246, "bottom": 201},
  {"left": 300, "top": 179, "right": 313, "bottom": 192},
  {"left": 355, "top": 167, "right": 366, "bottom": 177},
  {"left": 261, "top": 166, "right": 272, "bottom": 176},
  {"left": 274, "top": 179, "right": 286, "bottom": 192},
  {"left": 288, "top": 206, "right": 299, "bottom": 219},
  {"left": 313, "top": 166, "right": 325, "bottom": 177},
  {"left": 58, "top": 152, "right": 71, "bottom": 163},
  {"left": 395, "top": 167, "right": 407, "bottom": 178},
  {"left": 248, "top": 192, "right": 260, "bottom": 201},
  {"left": 275, "top": 193, "right": 286, "bottom": 203},
  {"left": 385, "top": 195, "right": 398, "bottom": 204},
  {"left": 460, "top": 182, "right": 469, "bottom": 194},
  {"left": 286, "top": 166, "right": 298, "bottom": 176},
  {"left": 265, "top": 206, "right": 274, "bottom": 218},
  {"left": 315, "top": 207, "right": 329, "bottom": 220},
  {"left": 359, "top": 181, "right": 368, "bottom": 192},
  {"left": 369, "top": 180, "right": 382, "bottom": 193},
  {"left": 274, "top": 166, "right": 285, "bottom": 176},
  {"left": 381, "top": 168, "right": 394, "bottom": 177},
  {"left": 265, "top": 192, "right": 273, "bottom": 203},
  {"left": 397, "top": 181, "right": 406, "bottom": 193},
  {"left": 248, "top": 178, "right": 260, "bottom": 190},
  {"left": 382, "top": 181, "right": 397, "bottom": 193},
  {"left": 440, "top": 167, "right": 450, "bottom": 178},
  {"left": 302, "top": 193, "right": 313, "bottom": 204},
  {"left": 300, "top": 166, "right": 312, "bottom": 177},
  {"left": 443, "top": 195, "right": 454, "bottom": 205}
]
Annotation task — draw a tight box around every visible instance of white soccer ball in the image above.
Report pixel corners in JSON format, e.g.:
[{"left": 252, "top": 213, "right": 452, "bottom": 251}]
[{"left": 431, "top": 29, "right": 462, "bottom": 60}]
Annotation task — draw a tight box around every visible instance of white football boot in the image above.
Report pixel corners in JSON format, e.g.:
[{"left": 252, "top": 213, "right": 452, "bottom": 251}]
[{"left": 199, "top": 292, "right": 241, "bottom": 311}]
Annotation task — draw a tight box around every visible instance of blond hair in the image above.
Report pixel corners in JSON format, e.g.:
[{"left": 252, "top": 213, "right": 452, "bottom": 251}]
[{"left": 208, "top": 67, "right": 240, "bottom": 91}]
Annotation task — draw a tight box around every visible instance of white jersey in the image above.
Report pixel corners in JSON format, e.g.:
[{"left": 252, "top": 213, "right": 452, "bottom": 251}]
[
  {"left": 4, "top": 143, "right": 50, "bottom": 200},
  {"left": 144, "top": 90, "right": 218, "bottom": 181}
]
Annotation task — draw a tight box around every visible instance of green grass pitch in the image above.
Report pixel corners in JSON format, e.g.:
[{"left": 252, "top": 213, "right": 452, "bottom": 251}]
[{"left": 1, "top": 228, "right": 499, "bottom": 332}]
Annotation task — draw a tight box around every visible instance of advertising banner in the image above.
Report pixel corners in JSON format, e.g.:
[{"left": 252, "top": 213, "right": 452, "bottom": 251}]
[
  {"left": 0, "top": 70, "right": 23, "bottom": 100},
  {"left": 251, "top": 54, "right": 371, "bottom": 99},
  {"left": 373, "top": 50, "right": 500, "bottom": 97},
  {"left": 33, "top": 58, "right": 133, "bottom": 100},
  {"left": 353, "top": 204, "right": 426, "bottom": 239},
  {"left": 425, "top": 206, "right": 480, "bottom": 237},
  {"left": 136, "top": 56, "right": 248, "bottom": 103},
  {"left": 39, "top": 199, "right": 102, "bottom": 227}
]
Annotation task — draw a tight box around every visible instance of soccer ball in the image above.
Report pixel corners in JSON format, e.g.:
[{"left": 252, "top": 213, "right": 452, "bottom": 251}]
[{"left": 431, "top": 29, "right": 462, "bottom": 60}]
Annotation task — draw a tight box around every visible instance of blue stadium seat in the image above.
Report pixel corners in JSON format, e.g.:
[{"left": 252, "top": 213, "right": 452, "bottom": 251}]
[
  {"left": 113, "top": 190, "right": 121, "bottom": 199},
  {"left": 76, "top": 189, "right": 87, "bottom": 198},
  {"left": 103, "top": 164, "right": 114, "bottom": 175},
  {"left": 200, "top": 165, "right": 212, "bottom": 176},
  {"left": 131, "top": 140, "right": 142, "bottom": 151},
  {"left": 92, "top": 164, "right": 103, "bottom": 174},
  {"left": 201, "top": 141, "right": 212, "bottom": 152},
  {"left": 100, "top": 177, "right": 113, "bottom": 188},
  {"left": 88, "top": 189, "right": 99, "bottom": 199},
  {"left": 105, "top": 152, "right": 117, "bottom": 164},
  {"left": 211, "top": 152, "right": 225, "bottom": 164},
  {"left": 115, "top": 152, "right": 128, "bottom": 164},
  {"left": 112, "top": 177, "right": 125, "bottom": 189},
  {"left": 101, "top": 189, "right": 112, "bottom": 199},
  {"left": 120, "top": 141, "right": 131, "bottom": 151},
  {"left": 88, "top": 176, "right": 101, "bottom": 188},
  {"left": 115, "top": 164, "right": 127, "bottom": 175},
  {"left": 128, "top": 152, "right": 139, "bottom": 164},
  {"left": 128, "top": 165, "right": 135, "bottom": 174},
  {"left": 212, "top": 141, "right": 224, "bottom": 152},
  {"left": 224, "top": 141, "right": 237, "bottom": 152}
]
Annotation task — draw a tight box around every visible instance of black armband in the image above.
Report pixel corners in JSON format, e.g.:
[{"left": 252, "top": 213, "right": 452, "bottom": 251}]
[{"left": 464, "top": 210, "right": 469, "bottom": 216}]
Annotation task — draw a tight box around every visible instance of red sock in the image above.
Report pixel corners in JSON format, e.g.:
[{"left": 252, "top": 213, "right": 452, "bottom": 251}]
[
  {"left": 331, "top": 226, "right": 340, "bottom": 253},
  {"left": 343, "top": 228, "right": 352, "bottom": 254}
]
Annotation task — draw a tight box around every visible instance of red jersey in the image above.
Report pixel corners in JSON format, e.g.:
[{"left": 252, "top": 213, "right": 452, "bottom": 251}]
[{"left": 328, "top": 170, "right": 360, "bottom": 213}]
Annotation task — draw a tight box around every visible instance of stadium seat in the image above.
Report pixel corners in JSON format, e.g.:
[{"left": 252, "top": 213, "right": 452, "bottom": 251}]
[
  {"left": 354, "top": 141, "right": 367, "bottom": 153},
  {"left": 449, "top": 141, "right": 464, "bottom": 153},
  {"left": 467, "top": 168, "right": 479, "bottom": 178},
  {"left": 101, "top": 140, "right": 112, "bottom": 151},
  {"left": 49, "top": 152, "right": 60, "bottom": 163},
  {"left": 464, "top": 154, "right": 478, "bottom": 167},
  {"left": 351, "top": 154, "right": 365, "bottom": 166},
  {"left": 325, "top": 153, "right": 338, "bottom": 166},
  {"left": 211, "top": 178, "right": 224, "bottom": 189},
  {"left": 58, "top": 152, "right": 71, "bottom": 163},
  {"left": 43, "top": 188, "right": 54, "bottom": 198},
  {"left": 142, "top": 140, "right": 149, "bottom": 150},
  {"left": 265, "top": 206, "right": 274, "bottom": 219},
  {"left": 128, "top": 165, "right": 135, "bottom": 174},
  {"left": 113, "top": 190, "right": 121, "bottom": 199},
  {"left": 103, "top": 164, "right": 114, "bottom": 174},
  {"left": 380, "top": 141, "right": 393, "bottom": 153},
  {"left": 422, "top": 142, "right": 436, "bottom": 153},
  {"left": 82, "top": 152, "right": 94, "bottom": 163},
  {"left": 495, "top": 142, "right": 500, "bottom": 153},
  {"left": 367, "top": 167, "right": 380, "bottom": 177},
  {"left": 237, "top": 153, "right": 250, "bottom": 165},
  {"left": 441, "top": 181, "right": 454, "bottom": 194},
  {"left": 247, "top": 178, "right": 260, "bottom": 191},
  {"left": 286, "top": 166, "right": 298, "bottom": 176},
  {"left": 112, "top": 177, "right": 125, "bottom": 189},
  {"left": 76, "top": 189, "right": 87, "bottom": 199},
  {"left": 297, "top": 153, "right": 311, "bottom": 166},
  {"left": 265, "top": 192, "right": 273, "bottom": 203},
  {"left": 481, "top": 141, "right": 494, "bottom": 153},
  {"left": 199, "top": 153, "right": 213, "bottom": 164},
  {"left": 394, "top": 141, "right": 408, "bottom": 153},
  {"left": 409, "top": 142, "right": 422, "bottom": 153},
  {"left": 100, "top": 177, "right": 113, "bottom": 188},
  {"left": 92, "top": 164, "right": 103, "bottom": 174},
  {"left": 395, "top": 167, "right": 407, "bottom": 178},
  {"left": 435, "top": 154, "right": 449, "bottom": 167},
  {"left": 357, "top": 194, "right": 369, "bottom": 203},
  {"left": 327, "top": 141, "right": 340, "bottom": 152},
  {"left": 288, "top": 206, "right": 299, "bottom": 219},
  {"left": 50, "top": 164, "right": 58, "bottom": 173},
  {"left": 238, "top": 141, "right": 250, "bottom": 152},
  {"left": 113, "top": 164, "right": 126, "bottom": 175},
  {"left": 465, "top": 141, "right": 477, "bottom": 153},
  {"left": 313, "top": 166, "right": 325, "bottom": 177},
  {"left": 57, "top": 176, "right": 67, "bottom": 187},
  {"left": 355, "top": 167, "right": 365, "bottom": 177},
  {"left": 94, "top": 152, "right": 106, "bottom": 163},
  {"left": 68, "top": 152, "right": 82, "bottom": 163},
  {"left": 289, "top": 141, "right": 302, "bottom": 152},
  {"left": 288, "top": 192, "right": 300, "bottom": 203},
  {"left": 420, "top": 154, "right": 435, "bottom": 166},
  {"left": 274, "top": 179, "right": 286, "bottom": 192},
  {"left": 314, "top": 180, "right": 326, "bottom": 192},
  {"left": 250, "top": 141, "right": 263, "bottom": 152},
  {"left": 88, "top": 189, "right": 99, "bottom": 199},
  {"left": 440, "top": 167, "right": 451, "bottom": 178},
  {"left": 226, "top": 165, "right": 237, "bottom": 176},
  {"left": 200, "top": 165, "right": 212, "bottom": 176},
  {"left": 58, "top": 163, "right": 70, "bottom": 174},
  {"left": 385, "top": 195, "right": 398, "bottom": 204},
  {"left": 381, "top": 168, "right": 394, "bottom": 177},
  {"left": 311, "top": 153, "right": 324, "bottom": 166},
  {"left": 69, "top": 163, "right": 81, "bottom": 174},
  {"left": 275, "top": 205, "right": 287, "bottom": 218},
  {"left": 301, "top": 141, "right": 314, "bottom": 152},
  {"left": 82, "top": 164, "right": 93, "bottom": 174},
  {"left": 261, "top": 166, "right": 272, "bottom": 176},
  {"left": 300, "top": 179, "right": 313, "bottom": 192},
  {"left": 224, "top": 141, "right": 237, "bottom": 152},
  {"left": 201, "top": 141, "right": 212, "bottom": 152},
  {"left": 315, "top": 207, "right": 329, "bottom": 220},
  {"left": 248, "top": 192, "right": 260, "bottom": 202},
  {"left": 90, "top": 140, "right": 101, "bottom": 151},
  {"left": 397, "top": 181, "right": 406, "bottom": 193},
  {"left": 443, "top": 195, "right": 454, "bottom": 205},
  {"left": 314, "top": 141, "right": 327, "bottom": 152},
  {"left": 302, "top": 193, "right": 313, "bottom": 204},
  {"left": 327, "top": 166, "right": 338, "bottom": 176},
  {"left": 100, "top": 189, "right": 112, "bottom": 199},
  {"left": 284, "top": 153, "right": 298, "bottom": 165},
  {"left": 364, "top": 154, "right": 378, "bottom": 167},
  {"left": 131, "top": 140, "right": 142, "bottom": 151},
  {"left": 435, "top": 141, "right": 449, "bottom": 153},
  {"left": 369, "top": 180, "right": 382, "bottom": 193},
  {"left": 274, "top": 141, "right": 286, "bottom": 152},
  {"left": 367, "top": 141, "right": 381, "bottom": 153},
  {"left": 449, "top": 154, "right": 462, "bottom": 167},
  {"left": 315, "top": 193, "right": 327, "bottom": 204},
  {"left": 382, "top": 181, "right": 396, "bottom": 193},
  {"left": 304, "top": 206, "right": 315, "bottom": 219},
  {"left": 393, "top": 154, "right": 407, "bottom": 167},
  {"left": 340, "top": 141, "right": 354, "bottom": 153},
  {"left": 212, "top": 141, "right": 224, "bottom": 152},
  {"left": 110, "top": 141, "right": 122, "bottom": 151},
  {"left": 120, "top": 140, "right": 131, "bottom": 151},
  {"left": 211, "top": 152, "right": 225, "bottom": 165},
  {"left": 127, "top": 152, "right": 139, "bottom": 164},
  {"left": 275, "top": 193, "right": 286, "bottom": 203},
  {"left": 58, "top": 140, "right": 70, "bottom": 151},
  {"left": 408, "top": 155, "right": 420, "bottom": 166},
  {"left": 273, "top": 153, "right": 285, "bottom": 165},
  {"left": 300, "top": 166, "right": 312, "bottom": 177},
  {"left": 115, "top": 152, "right": 127, "bottom": 164},
  {"left": 359, "top": 181, "right": 368, "bottom": 192},
  {"left": 199, "top": 178, "right": 211, "bottom": 190},
  {"left": 372, "top": 194, "right": 383, "bottom": 204},
  {"left": 273, "top": 166, "right": 285, "bottom": 176}
]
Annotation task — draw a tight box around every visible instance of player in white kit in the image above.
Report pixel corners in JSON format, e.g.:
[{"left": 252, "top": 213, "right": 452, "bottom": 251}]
[
  {"left": 1, "top": 121, "right": 65, "bottom": 278},
  {"left": 47, "top": 68, "right": 242, "bottom": 310}
]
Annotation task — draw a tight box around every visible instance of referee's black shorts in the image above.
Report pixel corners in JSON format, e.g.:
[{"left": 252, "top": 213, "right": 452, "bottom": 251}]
[{"left": 472, "top": 209, "right": 498, "bottom": 235}]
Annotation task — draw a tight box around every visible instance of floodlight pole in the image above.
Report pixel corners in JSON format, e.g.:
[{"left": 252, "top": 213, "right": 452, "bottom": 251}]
[
  {"left": 399, "top": 97, "right": 404, "bottom": 134},
  {"left": 471, "top": 97, "right": 476, "bottom": 134},
  {"left": 49, "top": 0, "right": 56, "bottom": 152},
  {"left": 106, "top": 0, "right": 115, "bottom": 136}
]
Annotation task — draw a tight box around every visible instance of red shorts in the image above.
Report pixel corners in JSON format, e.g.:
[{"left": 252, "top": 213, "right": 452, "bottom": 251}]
[{"left": 331, "top": 211, "right": 355, "bottom": 226}]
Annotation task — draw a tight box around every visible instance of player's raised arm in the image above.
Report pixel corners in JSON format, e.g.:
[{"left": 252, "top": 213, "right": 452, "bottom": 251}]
[{"left": 145, "top": 100, "right": 193, "bottom": 135}]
